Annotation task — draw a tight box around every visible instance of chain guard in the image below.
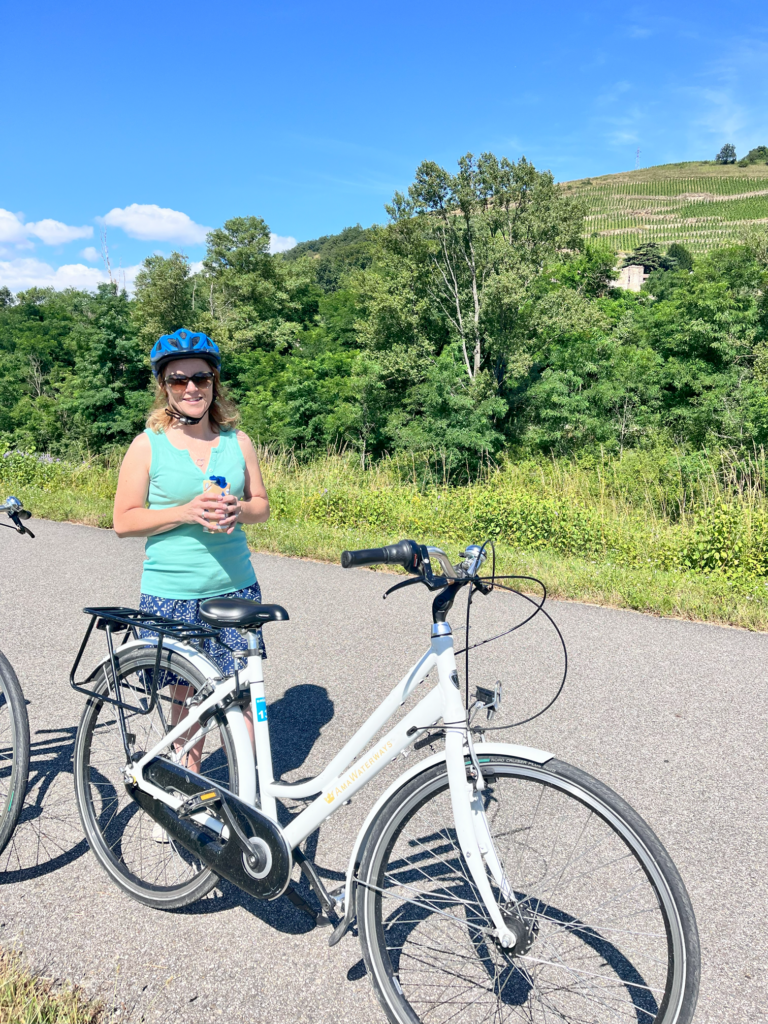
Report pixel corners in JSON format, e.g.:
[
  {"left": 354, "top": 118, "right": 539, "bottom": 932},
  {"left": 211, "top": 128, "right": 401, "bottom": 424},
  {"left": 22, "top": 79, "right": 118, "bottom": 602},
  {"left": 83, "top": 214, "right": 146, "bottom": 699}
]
[{"left": 128, "top": 757, "right": 292, "bottom": 900}]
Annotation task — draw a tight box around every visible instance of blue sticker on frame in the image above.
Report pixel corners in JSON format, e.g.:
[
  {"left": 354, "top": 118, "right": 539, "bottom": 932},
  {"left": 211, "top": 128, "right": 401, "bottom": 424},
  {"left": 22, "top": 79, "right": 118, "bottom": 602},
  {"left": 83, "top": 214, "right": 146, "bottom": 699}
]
[{"left": 255, "top": 697, "right": 268, "bottom": 722}]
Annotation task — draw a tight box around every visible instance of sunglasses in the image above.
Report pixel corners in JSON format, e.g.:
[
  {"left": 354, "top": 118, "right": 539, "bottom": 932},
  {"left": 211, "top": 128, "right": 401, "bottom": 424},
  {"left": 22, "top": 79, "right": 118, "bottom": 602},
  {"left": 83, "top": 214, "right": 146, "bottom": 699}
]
[{"left": 164, "top": 371, "right": 215, "bottom": 392}]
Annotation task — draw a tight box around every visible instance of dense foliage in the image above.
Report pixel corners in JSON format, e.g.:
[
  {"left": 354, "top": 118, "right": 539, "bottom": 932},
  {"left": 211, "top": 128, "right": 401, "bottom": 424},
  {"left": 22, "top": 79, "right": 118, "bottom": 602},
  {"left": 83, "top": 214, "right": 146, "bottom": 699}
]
[
  {"left": 739, "top": 145, "right": 768, "bottom": 167},
  {"left": 1, "top": 152, "right": 768, "bottom": 475}
]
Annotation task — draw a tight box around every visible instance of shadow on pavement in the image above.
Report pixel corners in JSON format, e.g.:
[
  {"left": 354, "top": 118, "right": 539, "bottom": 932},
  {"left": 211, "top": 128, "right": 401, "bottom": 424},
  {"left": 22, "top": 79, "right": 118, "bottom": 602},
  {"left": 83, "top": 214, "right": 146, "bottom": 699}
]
[
  {"left": 0, "top": 725, "right": 89, "bottom": 883},
  {"left": 268, "top": 683, "right": 335, "bottom": 781},
  {"left": 1, "top": 685, "right": 351, "bottom": 937}
]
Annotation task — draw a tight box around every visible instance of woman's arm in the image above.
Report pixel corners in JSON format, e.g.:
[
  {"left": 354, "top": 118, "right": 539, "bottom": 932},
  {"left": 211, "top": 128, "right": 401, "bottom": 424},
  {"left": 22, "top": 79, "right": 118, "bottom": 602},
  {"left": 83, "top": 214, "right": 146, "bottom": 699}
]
[
  {"left": 217, "top": 432, "right": 270, "bottom": 532},
  {"left": 113, "top": 434, "right": 223, "bottom": 538}
]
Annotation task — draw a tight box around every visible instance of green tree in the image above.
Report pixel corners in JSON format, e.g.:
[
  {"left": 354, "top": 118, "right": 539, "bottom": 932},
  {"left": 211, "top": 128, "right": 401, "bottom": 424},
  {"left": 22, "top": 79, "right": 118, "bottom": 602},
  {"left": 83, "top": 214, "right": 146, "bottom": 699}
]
[
  {"left": 739, "top": 145, "right": 768, "bottom": 166},
  {"left": 200, "top": 215, "right": 320, "bottom": 355},
  {"left": 715, "top": 144, "right": 737, "bottom": 164},
  {"left": 386, "top": 152, "right": 584, "bottom": 380},
  {"left": 0, "top": 283, "right": 147, "bottom": 452},
  {"left": 132, "top": 252, "right": 194, "bottom": 348},
  {"left": 0, "top": 287, "right": 80, "bottom": 449},
  {"left": 58, "top": 283, "right": 150, "bottom": 447},
  {"left": 623, "top": 242, "right": 672, "bottom": 273},
  {"left": 551, "top": 243, "right": 618, "bottom": 296},
  {"left": 666, "top": 243, "right": 694, "bottom": 271}
]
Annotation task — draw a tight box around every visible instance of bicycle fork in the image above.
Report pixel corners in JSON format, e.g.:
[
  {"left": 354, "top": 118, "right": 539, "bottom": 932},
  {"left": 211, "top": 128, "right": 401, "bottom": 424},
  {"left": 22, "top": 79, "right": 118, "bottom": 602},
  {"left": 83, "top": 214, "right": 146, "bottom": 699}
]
[{"left": 435, "top": 638, "right": 518, "bottom": 950}]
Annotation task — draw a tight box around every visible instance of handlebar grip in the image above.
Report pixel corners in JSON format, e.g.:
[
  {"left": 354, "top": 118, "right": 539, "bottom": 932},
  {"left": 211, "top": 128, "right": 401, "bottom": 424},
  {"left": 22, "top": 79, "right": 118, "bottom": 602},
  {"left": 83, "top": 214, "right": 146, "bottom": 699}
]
[{"left": 341, "top": 539, "right": 419, "bottom": 571}]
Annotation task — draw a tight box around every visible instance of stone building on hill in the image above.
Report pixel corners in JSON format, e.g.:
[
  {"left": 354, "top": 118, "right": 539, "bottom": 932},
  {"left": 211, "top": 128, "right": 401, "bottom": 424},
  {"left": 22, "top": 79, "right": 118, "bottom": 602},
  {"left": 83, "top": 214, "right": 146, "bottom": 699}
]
[{"left": 612, "top": 264, "right": 647, "bottom": 292}]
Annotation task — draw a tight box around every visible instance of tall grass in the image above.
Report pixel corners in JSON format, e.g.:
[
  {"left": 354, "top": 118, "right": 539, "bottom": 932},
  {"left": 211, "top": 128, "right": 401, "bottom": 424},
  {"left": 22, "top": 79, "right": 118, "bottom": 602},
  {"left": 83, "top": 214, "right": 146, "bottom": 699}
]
[
  {"left": 5, "top": 444, "right": 768, "bottom": 580},
  {"left": 254, "top": 446, "right": 768, "bottom": 578},
  {"left": 6, "top": 443, "right": 768, "bottom": 625}
]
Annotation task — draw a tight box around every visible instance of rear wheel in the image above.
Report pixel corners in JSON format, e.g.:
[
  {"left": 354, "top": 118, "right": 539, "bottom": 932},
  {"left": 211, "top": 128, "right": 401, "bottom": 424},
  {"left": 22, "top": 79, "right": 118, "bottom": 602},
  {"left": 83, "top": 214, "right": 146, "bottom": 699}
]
[
  {"left": 358, "top": 756, "right": 700, "bottom": 1024},
  {"left": 0, "top": 650, "right": 30, "bottom": 856},
  {"left": 73, "top": 647, "right": 239, "bottom": 909}
]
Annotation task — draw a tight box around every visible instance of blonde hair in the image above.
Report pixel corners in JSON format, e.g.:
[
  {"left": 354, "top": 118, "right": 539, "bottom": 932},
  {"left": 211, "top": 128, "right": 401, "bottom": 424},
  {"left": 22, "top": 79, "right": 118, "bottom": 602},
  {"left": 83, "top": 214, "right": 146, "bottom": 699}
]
[{"left": 146, "top": 367, "right": 240, "bottom": 434}]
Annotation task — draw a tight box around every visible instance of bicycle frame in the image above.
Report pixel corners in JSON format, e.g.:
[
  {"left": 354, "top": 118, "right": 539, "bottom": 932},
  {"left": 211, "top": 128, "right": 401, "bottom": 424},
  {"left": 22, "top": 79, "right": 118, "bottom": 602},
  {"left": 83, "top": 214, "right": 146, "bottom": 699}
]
[{"left": 117, "top": 625, "right": 552, "bottom": 947}]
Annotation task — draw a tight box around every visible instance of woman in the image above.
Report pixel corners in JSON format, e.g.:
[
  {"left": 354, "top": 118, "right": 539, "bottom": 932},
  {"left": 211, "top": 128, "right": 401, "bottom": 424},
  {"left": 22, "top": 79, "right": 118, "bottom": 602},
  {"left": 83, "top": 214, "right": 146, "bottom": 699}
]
[{"left": 113, "top": 328, "right": 269, "bottom": 774}]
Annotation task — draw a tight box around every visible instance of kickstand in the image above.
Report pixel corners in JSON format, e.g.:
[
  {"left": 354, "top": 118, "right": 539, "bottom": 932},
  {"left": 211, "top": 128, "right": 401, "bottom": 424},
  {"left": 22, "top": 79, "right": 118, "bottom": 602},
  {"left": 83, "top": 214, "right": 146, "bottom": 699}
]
[
  {"left": 284, "top": 884, "right": 335, "bottom": 926},
  {"left": 284, "top": 885, "right": 322, "bottom": 922},
  {"left": 293, "top": 848, "right": 338, "bottom": 926}
]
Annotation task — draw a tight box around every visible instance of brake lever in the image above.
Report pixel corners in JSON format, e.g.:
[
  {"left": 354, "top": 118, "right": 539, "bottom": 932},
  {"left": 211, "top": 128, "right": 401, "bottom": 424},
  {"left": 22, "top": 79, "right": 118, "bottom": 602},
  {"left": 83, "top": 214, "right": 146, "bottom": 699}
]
[
  {"left": 383, "top": 577, "right": 427, "bottom": 600},
  {"left": 382, "top": 542, "right": 454, "bottom": 600},
  {"left": 8, "top": 513, "right": 34, "bottom": 538}
]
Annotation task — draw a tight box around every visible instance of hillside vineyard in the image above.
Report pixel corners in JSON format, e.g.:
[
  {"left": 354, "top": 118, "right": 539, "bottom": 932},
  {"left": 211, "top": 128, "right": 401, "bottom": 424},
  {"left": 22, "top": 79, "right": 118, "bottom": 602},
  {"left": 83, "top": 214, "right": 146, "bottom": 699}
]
[{"left": 562, "top": 160, "right": 768, "bottom": 254}]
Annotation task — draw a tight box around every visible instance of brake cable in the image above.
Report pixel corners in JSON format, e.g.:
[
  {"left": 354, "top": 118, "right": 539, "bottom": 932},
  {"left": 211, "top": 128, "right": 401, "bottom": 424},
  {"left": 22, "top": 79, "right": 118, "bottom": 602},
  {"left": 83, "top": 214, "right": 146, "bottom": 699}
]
[
  {"left": 459, "top": 541, "right": 568, "bottom": 731},
  {"left": 379, "top": 538, "right": 568, "bottom": 732}
]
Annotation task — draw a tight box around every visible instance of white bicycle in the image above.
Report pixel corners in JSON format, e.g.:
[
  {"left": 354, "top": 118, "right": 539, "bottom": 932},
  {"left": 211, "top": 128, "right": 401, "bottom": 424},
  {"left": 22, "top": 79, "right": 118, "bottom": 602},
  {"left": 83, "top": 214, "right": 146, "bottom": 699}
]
[{"left": 72, "top": 540, "right": 700, "bottom": 1024}]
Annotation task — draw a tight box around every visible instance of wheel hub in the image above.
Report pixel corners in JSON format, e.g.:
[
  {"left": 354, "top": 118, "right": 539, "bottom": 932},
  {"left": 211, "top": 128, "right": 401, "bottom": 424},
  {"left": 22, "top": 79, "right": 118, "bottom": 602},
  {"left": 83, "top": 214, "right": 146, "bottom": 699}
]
[
  {"left": 494, "top": 908, "right": 538, "bottom": 957},
  {"left": 242, "top": 835, "right": 272, "bottom": 880}
]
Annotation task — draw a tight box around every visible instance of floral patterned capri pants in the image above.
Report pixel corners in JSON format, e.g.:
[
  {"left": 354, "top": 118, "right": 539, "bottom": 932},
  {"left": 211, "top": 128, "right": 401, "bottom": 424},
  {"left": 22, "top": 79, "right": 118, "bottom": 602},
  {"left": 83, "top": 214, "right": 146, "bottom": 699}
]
[{"left": 139, "top": 582, "right": 267, "bottom": 680}]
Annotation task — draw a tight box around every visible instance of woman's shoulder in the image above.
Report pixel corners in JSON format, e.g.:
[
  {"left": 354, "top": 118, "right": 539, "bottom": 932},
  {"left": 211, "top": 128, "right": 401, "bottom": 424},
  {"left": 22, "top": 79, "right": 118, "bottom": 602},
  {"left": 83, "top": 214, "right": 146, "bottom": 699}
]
[
  {"left": 233, "top": 430, "right": 257, "bottom": 457},
  {"left": 131, "top": 431, "right": 154, "bottom": 453},
  {"left": 119, "top": 431, "right": 153, "bottom": 474}
]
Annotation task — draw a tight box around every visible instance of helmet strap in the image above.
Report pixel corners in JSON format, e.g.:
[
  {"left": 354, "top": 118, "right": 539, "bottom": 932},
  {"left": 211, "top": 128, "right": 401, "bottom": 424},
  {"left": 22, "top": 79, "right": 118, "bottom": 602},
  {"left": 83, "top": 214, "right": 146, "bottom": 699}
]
[
  {"left": 164, "top": 406, "right": 204, "bottom": 426},
  {"left": 164, "top": 386, "right": 214, "bottom": 427}
]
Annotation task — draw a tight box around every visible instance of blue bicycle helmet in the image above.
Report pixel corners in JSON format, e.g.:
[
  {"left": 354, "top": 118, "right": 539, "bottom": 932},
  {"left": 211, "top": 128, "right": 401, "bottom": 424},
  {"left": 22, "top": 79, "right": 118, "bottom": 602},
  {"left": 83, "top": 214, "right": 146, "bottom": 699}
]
[{"left": 150, "top": 329, "right": 221, "bottom": 378}]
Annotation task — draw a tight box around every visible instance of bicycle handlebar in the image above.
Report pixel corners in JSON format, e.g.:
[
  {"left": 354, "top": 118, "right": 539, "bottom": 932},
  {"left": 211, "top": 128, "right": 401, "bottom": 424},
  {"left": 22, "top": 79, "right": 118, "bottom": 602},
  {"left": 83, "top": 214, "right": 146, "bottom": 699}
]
[
  {"left": 341, "top": 540, "right": 420, "bottom": 571},
  {"left": 1, "top": 496, "right": 35, "bottom": 538}
]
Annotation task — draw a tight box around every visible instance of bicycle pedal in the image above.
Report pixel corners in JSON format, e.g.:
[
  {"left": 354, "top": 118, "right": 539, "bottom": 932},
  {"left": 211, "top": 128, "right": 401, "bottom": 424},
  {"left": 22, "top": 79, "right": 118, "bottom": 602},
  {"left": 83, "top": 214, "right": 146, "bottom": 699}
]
[{"left": 177, "top": 790, "right": 221, "bottom": 818}]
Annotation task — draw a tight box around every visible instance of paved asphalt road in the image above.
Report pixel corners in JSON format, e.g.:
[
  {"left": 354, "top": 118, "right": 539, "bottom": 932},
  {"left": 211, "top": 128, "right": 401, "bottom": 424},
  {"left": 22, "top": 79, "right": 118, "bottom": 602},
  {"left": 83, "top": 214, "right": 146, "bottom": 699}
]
[{"left": 0, "top": 519, "right": 766, "bottom": 1023}]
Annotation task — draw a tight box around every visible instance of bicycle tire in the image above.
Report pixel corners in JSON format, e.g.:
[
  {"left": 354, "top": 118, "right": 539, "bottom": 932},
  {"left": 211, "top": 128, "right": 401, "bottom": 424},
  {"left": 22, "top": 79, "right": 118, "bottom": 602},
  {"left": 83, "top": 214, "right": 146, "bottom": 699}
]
[
  {"left": 358, "top": 755, "right": 700, "bottom": 1024},
  {"left": 73, "top": 646, "right": 239, "bottom": 910},
  {"left": 0, "top": 650, "right": 30, "bottom": 857}
]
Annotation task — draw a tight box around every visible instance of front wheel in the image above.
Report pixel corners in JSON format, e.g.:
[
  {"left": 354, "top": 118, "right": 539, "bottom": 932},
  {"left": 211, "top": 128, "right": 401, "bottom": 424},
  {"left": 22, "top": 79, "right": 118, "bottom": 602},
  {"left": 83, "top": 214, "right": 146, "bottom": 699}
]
[
  {"left": 0, "top": 650, "right": 30, "bottom": 856},
  {"left": 358, "top": 756, "right": 699, "bottom": 1024}
]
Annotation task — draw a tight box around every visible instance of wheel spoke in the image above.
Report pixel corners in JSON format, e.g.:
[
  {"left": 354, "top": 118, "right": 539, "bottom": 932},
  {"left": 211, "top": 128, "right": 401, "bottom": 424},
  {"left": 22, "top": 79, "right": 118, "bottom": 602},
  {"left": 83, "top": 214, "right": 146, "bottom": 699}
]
[
  {"left": 75, "top": 653, "right": 236, "bottom": 905},
  {"left": 359, "top": 760, "right": 694, "bottom": 1024}
]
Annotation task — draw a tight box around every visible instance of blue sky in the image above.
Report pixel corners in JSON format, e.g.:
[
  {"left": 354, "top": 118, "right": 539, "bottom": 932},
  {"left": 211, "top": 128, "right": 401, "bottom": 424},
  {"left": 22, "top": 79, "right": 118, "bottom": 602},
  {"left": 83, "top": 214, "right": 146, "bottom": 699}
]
[{"left": 1, "top": 0, "right": 766, "bottom": 292}]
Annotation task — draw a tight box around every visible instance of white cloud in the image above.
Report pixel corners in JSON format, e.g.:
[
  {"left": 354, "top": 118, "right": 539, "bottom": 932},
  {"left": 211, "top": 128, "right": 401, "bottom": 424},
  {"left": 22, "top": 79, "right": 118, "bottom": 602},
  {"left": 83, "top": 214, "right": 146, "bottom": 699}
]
[
  {"left": 0, "top": 209, "right": 93, "bottom": 248},
  {"left": 26, "top": 219, "right": 92, "bottom": 245},
  {"left": 269, "top": 233, "right": 297, "bottom": 254},
  {"left": 81, "top": 246, "right": 100, "bottom": 262},
  {"left": 102, "top": 204, "right": 210, "bottom": 244},
  {"left": 190, "top": 260, "right": 205, "bottom": 274},
  {"left": 0, "top": 210, "right": 28, "bottom": 245},
  {"left": 0, "top": 258, "right": 141, "bottom": 294}
]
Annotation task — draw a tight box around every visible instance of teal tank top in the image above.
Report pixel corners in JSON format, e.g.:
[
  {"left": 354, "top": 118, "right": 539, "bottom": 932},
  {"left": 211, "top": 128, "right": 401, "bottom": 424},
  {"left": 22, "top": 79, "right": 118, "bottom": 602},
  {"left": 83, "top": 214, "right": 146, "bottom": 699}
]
[{"left": 141, "top": 428, "right": 256, "bottom": 600}]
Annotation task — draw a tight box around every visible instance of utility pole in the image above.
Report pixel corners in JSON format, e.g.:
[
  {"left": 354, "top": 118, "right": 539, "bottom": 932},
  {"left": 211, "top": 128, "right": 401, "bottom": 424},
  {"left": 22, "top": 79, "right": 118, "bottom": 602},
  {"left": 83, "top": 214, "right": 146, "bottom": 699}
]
[{"left": 635, "top": 148, "right": 641, "bottom": 170}]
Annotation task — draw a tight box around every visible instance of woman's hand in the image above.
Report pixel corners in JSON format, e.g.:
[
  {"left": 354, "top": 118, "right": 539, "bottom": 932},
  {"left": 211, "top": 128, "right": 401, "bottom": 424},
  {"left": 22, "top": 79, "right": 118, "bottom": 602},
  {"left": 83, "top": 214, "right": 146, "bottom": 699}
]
[
  {"left": 216, "top": 493, "right": 241, "bottom": 534},
  {"left": 180, "top": 492, "right": 227, "bottom": 530}
]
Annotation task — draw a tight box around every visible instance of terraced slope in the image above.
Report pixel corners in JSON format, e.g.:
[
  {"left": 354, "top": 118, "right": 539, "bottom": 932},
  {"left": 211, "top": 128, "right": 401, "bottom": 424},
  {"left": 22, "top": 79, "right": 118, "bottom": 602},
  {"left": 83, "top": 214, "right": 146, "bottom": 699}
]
[{"left": 560, "top": 160, "right": 768, "bottom": 254}]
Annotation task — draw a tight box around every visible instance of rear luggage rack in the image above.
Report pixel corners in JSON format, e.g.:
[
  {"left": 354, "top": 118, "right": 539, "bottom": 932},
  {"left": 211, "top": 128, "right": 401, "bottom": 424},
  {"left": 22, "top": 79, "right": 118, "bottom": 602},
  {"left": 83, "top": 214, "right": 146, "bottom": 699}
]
[{"left": 69, "top": 606, "right": 225, "bottom": 715}]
